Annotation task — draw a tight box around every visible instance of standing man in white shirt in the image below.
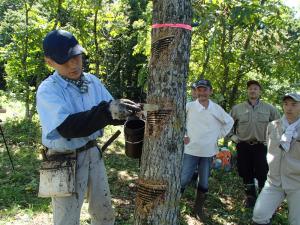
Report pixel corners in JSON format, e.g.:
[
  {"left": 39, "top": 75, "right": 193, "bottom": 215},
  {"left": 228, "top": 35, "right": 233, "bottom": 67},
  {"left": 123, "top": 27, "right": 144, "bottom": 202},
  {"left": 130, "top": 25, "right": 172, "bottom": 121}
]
[{"left": 180, "top": 79, "right": 234, "bottom": 219}]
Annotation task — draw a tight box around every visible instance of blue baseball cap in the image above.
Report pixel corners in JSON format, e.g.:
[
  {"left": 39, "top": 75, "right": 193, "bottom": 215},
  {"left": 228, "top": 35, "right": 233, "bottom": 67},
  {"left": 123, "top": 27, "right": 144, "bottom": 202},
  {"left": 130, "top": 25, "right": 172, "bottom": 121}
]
[
  {"left": 191, "top": 82, "right": 197, "bottom": 89},
  {"left": 43, "top": 30, "right": 85, "bottom": 64},
  {"left": 195, "top": 79, "right": 212, "bottom": 89}
]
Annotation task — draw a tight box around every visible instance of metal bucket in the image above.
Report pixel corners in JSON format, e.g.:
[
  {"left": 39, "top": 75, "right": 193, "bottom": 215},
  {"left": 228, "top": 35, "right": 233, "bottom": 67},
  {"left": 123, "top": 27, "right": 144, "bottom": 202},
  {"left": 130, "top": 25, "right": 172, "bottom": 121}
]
[{"left": 124, "top": 118, "right": 145, "bottom": 159}]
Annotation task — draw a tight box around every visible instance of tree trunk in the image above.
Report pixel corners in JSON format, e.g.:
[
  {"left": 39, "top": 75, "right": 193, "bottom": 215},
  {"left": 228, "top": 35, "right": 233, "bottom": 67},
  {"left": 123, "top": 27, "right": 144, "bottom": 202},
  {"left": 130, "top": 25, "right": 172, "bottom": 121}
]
[
  {"left": 134, "top": 1, "right": 192, "bottom": 224},
  {"left": 52, "top": 0, "right": 63, "bottom": 30},
  {"left": 227, "top": 0, "right": 266, "bottom": 109},
  {"left": 93, "top": 7, "right": 100, "bottom": 76},
  {"left": 199, "top": 38, "right": 210, "bottom": 79},
  {"left": 227, "top": 23, "right": 255, "bottom": 109},
  {"left": 220, "top": 22, "right": 234, "bottom": 111},
  {"left": 22, "top": 0, "right": 30, "bottom": 119},
  {"left": 199, "top": 26, "right": 216, "bottom": 80}
]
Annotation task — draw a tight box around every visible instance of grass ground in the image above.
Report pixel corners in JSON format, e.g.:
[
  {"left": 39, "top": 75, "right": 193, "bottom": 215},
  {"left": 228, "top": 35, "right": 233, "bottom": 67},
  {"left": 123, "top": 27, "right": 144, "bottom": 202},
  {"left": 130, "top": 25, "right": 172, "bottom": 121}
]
[{"left": 0, "top": 116, "right": 289, "bottom": 225}]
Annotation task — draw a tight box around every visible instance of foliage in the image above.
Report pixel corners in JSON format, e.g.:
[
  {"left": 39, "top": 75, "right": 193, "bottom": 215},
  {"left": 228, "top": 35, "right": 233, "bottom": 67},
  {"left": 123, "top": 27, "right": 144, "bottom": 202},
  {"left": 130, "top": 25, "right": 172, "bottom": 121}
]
[
  {"left": 181, "top": 168, "right": 288, "bottom": 225},
  {"left": 0, "top": 0, "right": 299, "bottom": 116},
  {"left": 0, "top": 118, "right": 49, "bottom": 219},
  {"left": 0, "top": 122, "right": 289, "bottom": 224},
  {"left": 1, "top": 118, "right": 41, "bottom": 144},
  {"left": 0, "top": 1, "right": 51, "bottom": 118},
  {"left": 0, "top": 0, "right": 150, "bottom": 120},
  {"left": 0, "top": 1, "right": 299, "bottom": 223},
  {"left": 190, "top": 0, "right": 300, "bottom": 110}
]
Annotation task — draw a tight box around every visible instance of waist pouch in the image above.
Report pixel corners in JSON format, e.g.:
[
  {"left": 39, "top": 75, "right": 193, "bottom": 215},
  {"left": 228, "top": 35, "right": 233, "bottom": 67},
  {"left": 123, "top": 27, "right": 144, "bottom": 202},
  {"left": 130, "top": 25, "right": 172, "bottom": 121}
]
[{"left": 38, "top": 155, "right": 76, "bottom": 198}]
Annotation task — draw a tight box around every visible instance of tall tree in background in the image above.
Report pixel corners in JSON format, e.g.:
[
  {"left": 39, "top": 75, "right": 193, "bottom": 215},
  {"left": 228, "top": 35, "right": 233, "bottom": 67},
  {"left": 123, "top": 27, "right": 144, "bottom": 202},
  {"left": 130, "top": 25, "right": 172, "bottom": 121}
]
[
  {"left": 0, "top": 0, "right": 298, "bottom": 118},
  {"left": 189, "top": 0, "right": 300, "bottom": 110},
  {"left": 0, "top": 0, "right": 150, "bottom": 119},
  {"left": 66, "top": 0, "right": 148, "bottom": 101},
  {"left": 0, "top": 0, "right": 48, "bottom": 120},
  {"left": 134, "top": 0, "right": 192, "bottom": 224},
  {"left": 0, "top": 0, "right": 23, "bottom": 90},
  {"left": 101, "top": 0, "right": 148, "bottom": 101}
]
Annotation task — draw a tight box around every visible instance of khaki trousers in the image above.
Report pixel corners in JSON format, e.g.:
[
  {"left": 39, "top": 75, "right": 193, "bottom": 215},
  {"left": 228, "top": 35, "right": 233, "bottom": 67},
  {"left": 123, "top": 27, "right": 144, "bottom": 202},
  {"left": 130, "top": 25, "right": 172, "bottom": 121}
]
[
  {"left": 52, "top": 146, "right": 115, "bottom": 225},
  {"left": 253, "top": 181, "right": 300, "bottom": 225}
]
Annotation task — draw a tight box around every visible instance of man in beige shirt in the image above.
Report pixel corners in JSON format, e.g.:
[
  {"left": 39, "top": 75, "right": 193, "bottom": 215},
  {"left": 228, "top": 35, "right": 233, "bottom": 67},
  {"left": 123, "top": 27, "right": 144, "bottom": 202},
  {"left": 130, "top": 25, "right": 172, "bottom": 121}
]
[
  {"left": 252, "top": 93, "right": 300, "bottom": 225},
  {"left": 229, "top": 80, "right": 280, "bottom": 207}
]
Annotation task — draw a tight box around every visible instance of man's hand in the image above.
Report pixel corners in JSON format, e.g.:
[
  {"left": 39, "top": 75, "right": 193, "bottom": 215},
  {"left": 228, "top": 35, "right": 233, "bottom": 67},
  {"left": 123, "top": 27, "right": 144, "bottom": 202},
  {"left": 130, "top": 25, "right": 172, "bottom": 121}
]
[
  {"left": 109, "top": 99, "right": 141, "bottom": 120},
  {"left": 184, "top": 136, "right": 190, "bottom": 145},
  {"left": 230, "top": 135, "right": 239, "bottom": 144}
]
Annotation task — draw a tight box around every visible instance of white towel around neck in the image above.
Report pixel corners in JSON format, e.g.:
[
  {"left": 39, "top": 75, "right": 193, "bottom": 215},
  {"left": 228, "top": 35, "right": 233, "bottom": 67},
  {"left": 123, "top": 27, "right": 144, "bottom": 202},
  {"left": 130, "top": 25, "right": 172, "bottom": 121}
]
[{"left": 280, "top": 116, "right": 300, "bottom": 152}]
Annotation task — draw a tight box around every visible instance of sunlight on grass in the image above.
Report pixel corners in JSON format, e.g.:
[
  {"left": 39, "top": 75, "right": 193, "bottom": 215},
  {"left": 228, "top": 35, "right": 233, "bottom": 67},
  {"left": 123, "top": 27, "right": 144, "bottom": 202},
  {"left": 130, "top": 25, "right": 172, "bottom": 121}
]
[
  {"left": 184, "top": 214, "right": 203, "bottom": 225},
  {"left": 117, "top": 170, "right": 138, "bottom": 181},
  {"left": 219, "top": 196, "right": 235, "bottom": 210},
  {"left": 112, "top": 197, "right": 131, "bottom": 205},
  {"left": 105, "top": 144, "right": 125, "bottom": 155},
  {"left": 109, "top": 168, "right": 117, "bottom": 173},
  {"left": 0, "top": 94, "right": 25, "bottom": 122},
  {"left": 0, "top": 97, "right": 290, "bottom": 225}
]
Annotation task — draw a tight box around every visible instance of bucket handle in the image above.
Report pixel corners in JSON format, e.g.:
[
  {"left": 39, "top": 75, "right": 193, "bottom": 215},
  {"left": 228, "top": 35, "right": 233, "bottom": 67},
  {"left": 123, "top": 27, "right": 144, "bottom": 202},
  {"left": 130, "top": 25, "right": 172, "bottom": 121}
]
[{"left": 125, "top": 139, "right": 143, "bottom": 144}]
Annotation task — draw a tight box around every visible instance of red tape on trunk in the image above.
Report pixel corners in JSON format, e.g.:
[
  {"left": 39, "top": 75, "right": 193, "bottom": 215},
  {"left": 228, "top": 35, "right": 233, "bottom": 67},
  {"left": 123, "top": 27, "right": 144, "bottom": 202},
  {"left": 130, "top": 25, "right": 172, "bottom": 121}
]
[{"left": 152, "top": 23, "right": 192, "bottom": 31}]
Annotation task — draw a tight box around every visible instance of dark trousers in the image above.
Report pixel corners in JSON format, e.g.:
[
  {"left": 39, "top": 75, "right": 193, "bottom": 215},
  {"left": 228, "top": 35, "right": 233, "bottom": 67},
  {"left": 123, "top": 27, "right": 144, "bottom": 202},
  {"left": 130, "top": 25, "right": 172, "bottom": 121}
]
[{"left": 236, "top": 142, "right": 268, "bottom": 189}]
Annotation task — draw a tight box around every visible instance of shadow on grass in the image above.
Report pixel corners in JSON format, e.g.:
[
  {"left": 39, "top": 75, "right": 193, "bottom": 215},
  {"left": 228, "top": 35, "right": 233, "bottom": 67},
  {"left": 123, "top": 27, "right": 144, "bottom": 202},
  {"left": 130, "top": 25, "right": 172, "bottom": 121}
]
[
  {"left": 0, "top": 121, "right": 290, "bottom": 224},
  {"left": 180, "top": 168, "right": 289, "bottom": 225},
  {"left": 0, "top": 119, "right": 51, "bottom": 217},
  {"left": 103, "top": 139, "right": 140, "bottom": 224}
]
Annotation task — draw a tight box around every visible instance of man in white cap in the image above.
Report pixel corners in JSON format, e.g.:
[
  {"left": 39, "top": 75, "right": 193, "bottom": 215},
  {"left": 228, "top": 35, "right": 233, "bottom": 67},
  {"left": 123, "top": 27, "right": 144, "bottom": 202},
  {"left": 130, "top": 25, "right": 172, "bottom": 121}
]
[
  {"left": 37, "top": 30, "right": 141, "bottom": 225},
  {"left": 252, "top": 93, "right": 300, "bottom": 225}
]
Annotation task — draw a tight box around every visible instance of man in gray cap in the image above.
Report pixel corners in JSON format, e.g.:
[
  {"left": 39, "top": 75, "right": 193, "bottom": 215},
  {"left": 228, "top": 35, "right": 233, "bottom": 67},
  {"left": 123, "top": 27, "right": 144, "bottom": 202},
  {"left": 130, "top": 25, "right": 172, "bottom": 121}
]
[
  {"left": 37, "top": 30, "right": 140, "bottom": 225},
  {"left": 252, "top": 93, "right": 300, "bottom": 225},
  {"left": 229, "top": 80, "right": 280, "bottom": 208}
]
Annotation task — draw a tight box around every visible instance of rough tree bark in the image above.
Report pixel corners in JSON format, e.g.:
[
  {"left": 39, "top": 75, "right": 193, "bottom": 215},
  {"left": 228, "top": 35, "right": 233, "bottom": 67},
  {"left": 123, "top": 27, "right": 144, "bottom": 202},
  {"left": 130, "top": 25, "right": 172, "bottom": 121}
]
[
  {"left": 52, "top": 0, "right": 63, "bottom": 30},
  {"left": 134, "top": 0, "right": 192, "bottom": 224},
  {"left": 228, "top": 0, "right": 266, "bottom": 109},
  {"left": 22, "top": 0, "right": 33, "bottom": 120},
  {"left": 93, "top": 7, "right": 100, "bottom": 76},
  {"left": 220, "top": 22, "right": 234, "bottom": 111}
]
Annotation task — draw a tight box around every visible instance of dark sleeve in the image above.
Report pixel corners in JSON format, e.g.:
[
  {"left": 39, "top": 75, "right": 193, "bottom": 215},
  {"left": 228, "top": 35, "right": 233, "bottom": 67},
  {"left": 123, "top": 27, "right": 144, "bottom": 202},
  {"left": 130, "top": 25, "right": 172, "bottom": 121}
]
[{"left": 57, "top": 101, "right": 124, "bottom": 138}]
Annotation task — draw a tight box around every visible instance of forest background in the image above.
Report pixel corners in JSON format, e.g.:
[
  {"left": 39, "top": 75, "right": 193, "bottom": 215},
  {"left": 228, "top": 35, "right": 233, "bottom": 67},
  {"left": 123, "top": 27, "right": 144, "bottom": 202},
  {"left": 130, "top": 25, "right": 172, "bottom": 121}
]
[
  {"left": 0, "top": 0, "right": 299, "bottom": 118},
  {"left": 0, "top": 0, "right": 299, "bottom": 224}
]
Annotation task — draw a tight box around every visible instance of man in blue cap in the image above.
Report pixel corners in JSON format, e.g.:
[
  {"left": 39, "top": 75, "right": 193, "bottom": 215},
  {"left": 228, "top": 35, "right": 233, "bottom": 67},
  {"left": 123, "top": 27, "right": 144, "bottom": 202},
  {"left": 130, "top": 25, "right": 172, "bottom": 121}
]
[
  {"left": 189, "top": 82, "right": 197, "bottom": 101},
  {"left": 37, "top": 30, "right": 141, "bottom": 225}
]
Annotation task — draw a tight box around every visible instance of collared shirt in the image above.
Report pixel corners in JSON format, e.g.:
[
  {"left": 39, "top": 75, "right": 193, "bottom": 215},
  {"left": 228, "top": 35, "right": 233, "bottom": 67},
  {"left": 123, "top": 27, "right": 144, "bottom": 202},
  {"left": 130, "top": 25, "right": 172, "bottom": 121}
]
[
  {"left": 36, "top": 71, "right": 113, "bottom": 151},
  {"left": 266, "top": 119, "right": 300, "bottom": 190},
  {"left": 229, "top": 100, "right": 280, "bottom": 142},
  {"left": 248, "top": 99, "right": 259, "bottom": 107},
  {"left": 60, "top": 74, "right": 89, "bottom": 93},
  {"left": 184, "top": 99, "right": 234, "bottom": 157}
]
